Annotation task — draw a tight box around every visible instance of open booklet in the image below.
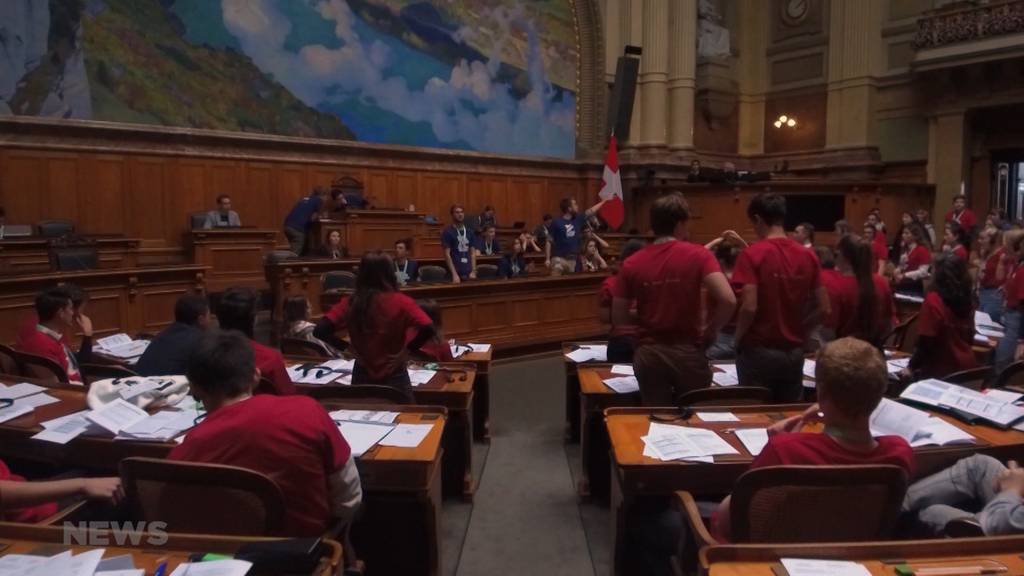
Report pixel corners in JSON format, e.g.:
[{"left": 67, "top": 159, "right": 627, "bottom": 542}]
[
  {"left": 900, "top": 378, "right": 1024, "bottom": 428},
  {"left": 870, "top": 398, "right": 976, "bottom": 447}
]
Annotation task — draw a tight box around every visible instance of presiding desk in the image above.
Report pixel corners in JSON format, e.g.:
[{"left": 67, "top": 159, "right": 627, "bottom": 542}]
[
  {"left": 311, "top": 210, "right": 442, "bottom": 258},
  {"left": 187, "top": 227, "right": 279, "bottom": 292},
  {"left": 0, "top": 265, "right": 207, "bottom": 345},
  {"left": 702, "top": 535, "right": 1024, "bottom": 576},
  {"left": 0, "top": 523, "right": 342, "bottom": 575},
  {"left": 605, "top": 404, "right": 1024, "bottom": 575},
  {"left": 0, "top": 236, "right": 140, "bottom": 274}
]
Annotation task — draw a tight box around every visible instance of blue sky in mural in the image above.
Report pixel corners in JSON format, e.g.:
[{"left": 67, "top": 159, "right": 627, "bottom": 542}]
[{"left": 169, "top": 0, "right": 577, "bottom": 158}]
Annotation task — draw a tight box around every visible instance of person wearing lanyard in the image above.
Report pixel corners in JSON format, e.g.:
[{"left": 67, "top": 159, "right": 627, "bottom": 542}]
[
  {"left": 475, "top": 224, "right": 500, "bottom": 256},
  {"left": 498, "top": 237, "right": 529, "bottom": 278},
  {"left": 393, "top": 237, "right": 418, "bottom": 285},
  {"left": 442, "top": 204, "right": 477, "bottom": 283},
  {"left": 16, "top": 287, "right": 94, "bottom": 385}
]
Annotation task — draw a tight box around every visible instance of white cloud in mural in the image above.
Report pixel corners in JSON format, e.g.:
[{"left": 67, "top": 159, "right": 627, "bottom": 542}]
[{"left": 219, "top": 0, "right": 574, "bottom": 157}]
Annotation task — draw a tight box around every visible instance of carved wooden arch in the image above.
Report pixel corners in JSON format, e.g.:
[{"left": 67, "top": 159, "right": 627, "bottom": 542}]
[{"left": 571, "top": 0, "right": 606, "bottom": 160}]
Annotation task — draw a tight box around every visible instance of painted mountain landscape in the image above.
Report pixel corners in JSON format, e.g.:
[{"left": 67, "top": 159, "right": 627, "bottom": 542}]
[{"left": 0, "top": 0, "right": 578, "bottom": 158}]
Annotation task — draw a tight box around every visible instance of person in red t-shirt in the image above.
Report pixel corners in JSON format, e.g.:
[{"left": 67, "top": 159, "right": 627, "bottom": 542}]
[
  {"left": 893, "top": 224, "right": 932, "bottom": 293},
  {"left": 611, "top": 193, "right": 736, "bottom": 406},
  {"left": 712, "top": 337, "right": 915, "bottom": 541},
  {"left": 215, "top": 288, "right": 294, "bottom": 396},
  {"left": 16, "top": 287, "right": 95, "bottom": 384},
  {"left": 315, "top": 251, "right": 435, "bottom": 401},
  {"left": 0, "top": 459, "right": 122, "bottom": 523},
  {"left": 409, "top": 299, "right": 454, "bottom": 363},
  {"left": 945, "top": 193, "right": 977, "bottom": 234},
  {"left": 826, "top": 235, "right": 895, "bottom": 347},
  {"left": 170, "top": 330, "right": 361, "bottom": 539},
  {"left": 598, "top": 239, "right": 646, "bottom": 363},
  {"left": 996, "top": 230, "right": 1024, "bottom": 371},
  {"left": 704, "top": 231, "right": 749, "bottom": 361},
  {"left": 864, "top": 222, "right": 889, "bottom": 276},
  {"left": 904, "top": 253, "right": 977, "bottom": 381},
  {"left": 942, "top": 221, "right": 971, "bottom": 262},
  {"left": 732, "top": 193, "right": 828, "bottom": 402},
  {"left": 976, "top": 226, "right": 1005, "bottom": 323}
]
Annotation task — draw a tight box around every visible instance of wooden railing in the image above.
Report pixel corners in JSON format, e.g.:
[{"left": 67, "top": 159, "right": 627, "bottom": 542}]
[{"left": 914, "top": 0, "right": 1024, "bottom": 50}]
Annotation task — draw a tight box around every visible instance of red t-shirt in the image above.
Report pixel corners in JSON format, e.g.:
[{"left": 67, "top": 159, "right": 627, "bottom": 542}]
[
  {"left": 732, "top": 237, "right": 821, "bottom": 349},
  {"left": 0, "top": 459, "right": 58, "bottom": 523},
  {"left": 251, "top": 341, "right": 295, "bottom": 395},
  {"left": 871, "top": 240, "right": 888, "bottom": 269},
  {"left": 1008, "top": 264, "right": 1024, "bottom": 311},
  {"left": 611, "top": 240, "right": 721, "bottom": 345},
  {"left": 825, "top": 273, "right": 896, "bottom": 341},
  {"left": 904, "top": 245, "right": 931, "bottom": 272},
  {"left": 599, "top": 275, "right": 638, "bottom": 339},
  {"left": 915, "top": 291, "right": 977, "bottom": 379},
  {"left": 945, "top": 208, "right": 977, "bottom": 231},
  {"left": 324, "top": 292, "right": 432, "bottom": 380},
  {"left": 416, "top": 338, "right": 455, "bottom": 362},
  {"left": 169, "top": 395, "right": 350, "bottom": 536},
  {"left": 951, "top": 245, "right": 968, "bottom": 260},
  {"left": 16, "top": 327, "right": 80, "bottom": 381},
  {"left": 981, "top": 248, "right": 1005, "bottom": 289}
]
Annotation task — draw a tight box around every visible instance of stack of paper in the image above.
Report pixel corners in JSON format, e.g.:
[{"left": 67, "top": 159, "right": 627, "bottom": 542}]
[
  {"left": 408, "top": 369, "right": 436, "bottom": 386},
  {"left": 870, "top": 398, "right": 976, "bottom": 447},
  {"left": 886, "top": 356, "right": 910, "bottom": 375},
  {"left": 33, "top": 399, "right": 200, "bottom": 445},
  {"left": 641, "top": 422, "right": 738, "bottom": 462},
  {"left": 780, "top": 558, "right": 870, "bottom": 576},
  {"left": 564, "top": 344, "right": 607, "bottom": 363},
  {"left": 450, "top": 343, "right": 470, "bottom": 358},
  {"left": 467, "top": 343, "right": 491, "bottom": 353},
  {"left": 696, "top": 412, "right": 739, "bottom": 422},
  {"left": 95, "top": 333, "right": 150, "bottom": 361},
  {"left": 168, "top": 559, "right": 252, "bottom": 576},
  {"left": 712, "top": 364, "right": 739, "bottom": 387},
  {"left": 610, "top": 364, "right": 634, "bottom": 376},
  {"left": 902, "top": 379, "right": 1024, "bottom": 427},
  {"left": 976, "top": 310, "right": 1004, "bottom": 330},
  {"left": 0, "top": 383, "right": 60, "bottom": 424},
  {"left": 735, "top": 428, "right": 769, "bottom": 456},
  {"left": 0, "top": 548, "right": 107, "bottom": 576},
  {"left": 330, "top": 409, "right": 399, "bottom": 424},
  {"left": 116, "top": 407, "right": 201, "bottom": 442},
  {"left": 336, "top": 421, "right": 396, "bottom": 457},
  {"left": 379, "top": 423, "right": 433, "bottom": 447},
  {"left": 602, "top": 375, "right": 640, "bottom": 394},
  {"left": 286, "top": 358, "right": 354, "bottom": 385}
]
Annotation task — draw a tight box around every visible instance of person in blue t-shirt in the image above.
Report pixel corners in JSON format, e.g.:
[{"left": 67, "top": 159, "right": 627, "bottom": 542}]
[
  {"left": 283, "top": 188, "right": 326, "bottom": 256},
  {"left": 545, "top": 197, "right": 608, "bottom": 268},
  {"left": 475, "top": 224, "right": 501, "bottom": 256},
  {"left": 498, "top": 237, "right": 529, "bottom": 278},
  {"left": 393, "top": 237, "right": 419, "bottom": 286},
  {"left": 442, "top": 204, "right": 477, "bottom": 283}
]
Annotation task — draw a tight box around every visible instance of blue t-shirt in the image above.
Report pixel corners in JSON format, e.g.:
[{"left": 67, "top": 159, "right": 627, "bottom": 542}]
[
  {"left": 498, "top": 254, "right": 527, "bottom": 278},
  {"left": 284, "top": 195, "right": 323, "bottom": 230},
  {"left": 442, "top": 224, "right": 475, "bottom": 277},
  {"left": 475, "top": 237, "right": 501, "bottom": 256},
  {"left": 549, "top": 214, "right": 587, "bottom": 258}
]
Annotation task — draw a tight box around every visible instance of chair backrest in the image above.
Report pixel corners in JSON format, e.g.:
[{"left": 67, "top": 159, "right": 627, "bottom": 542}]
[
  {"left": 418, "top": 265, "right": 448, "bottom": 283},
  {"left": 0, "top": 344, "right": 21, "bottom": 376},
  {"left": 897, "top": 313, "right": 920, "bottom": 354},
  {"left": 476, "top": 264, "right": 499, "bottom": 279},
  {"left": 321, "top": 271, "right": 356, "bottom": 291},
  {"left": 678, "top": 386, "right": 774, "bottom": 407},
  {"left": 730, "top": 465, "right": 907, "bottom": 543},
  {"left": 80, "top": 363, "right": 139, "bottom": 386},
  {"left": 188, "top": 212, "right": 207, "bottom": 230},
  {"left": 35, "top": 219, "right": 75, "bottom": 238},
  {"left": 280, "top": 337, "right": 331, "bottom": 359},
  {"left": 14, "top": 351, "right": 69, "bottom": 385},
  {"left": 50, "top": 244, "right": 99, "bottom": 271},
  {"left": 265, "top": 250, "right": 298, "bottom": 264},
  {"left": 120, "top": 457, "right": 285, "bottom": 536},
  {"left": 994, "top": 360, "right": 1024, "bottom": 391},
  {"left": 942, "top": 365, "right": 992, "bottom": 391},
  {"left": 303, "top": 384, "right": 412, "bottom": 405}
]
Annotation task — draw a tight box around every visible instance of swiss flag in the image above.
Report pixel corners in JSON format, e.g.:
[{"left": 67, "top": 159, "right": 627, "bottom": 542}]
[{"left": 598, "top": 135, "right": 625, "bottom": 230}]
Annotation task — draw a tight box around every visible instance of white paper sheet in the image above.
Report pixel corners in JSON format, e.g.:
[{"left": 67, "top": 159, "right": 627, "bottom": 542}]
[
  {"left": 977, "top": 326, "right": 1005, "bottom": 338},
  {"left": 450, "top": 344, "right": 469, "bottom": 358},
  {"left": 320, "top": 358, "right": 355, "bottom": 371},
  {"left": 331, "top": 410, "right": 400, "bottom": 424},
  {"left": 886, "top": 357, "right": 911, "bottom": 374},
  {"left": 802, "top": 359, "right": 817, "bottom": 379},
  {"left": 696, "top": 412, "right": 739, "bottom": 422},
  {"left": 602, "top": 376, "right": 640, "bottom": 394},
  {"left": 33, "top": 411, "right": 95, "bottom": 444},
  {"left": 337, "top": 421, "right": 396, "bottom": 457},
  {"left": 712, "top": 372, "right": 739, "bottom": 387},
  {"left": 98, "top": 340, "right": 150, "bottom": 360},
  {"left": 894, "top": 292, "right": 924, "bottom": 303},
  {"left": 97, "top": 333, "right": 133, "bottom": 350},
  {"left": 95, "top": 571, "right": 144, "bottom": 576},
  {"left": 380, "top": 423, "right": 434, "bottom": 448},
  {"left": 408, "top": 369, "right": 436, "bottom": 386},
  {"left": 86, "top": 398, "right": 149, "bottom": 434},
  {"left": 14, "top": 393, "right": 60, "bottom": 409},
  {"left": 610, "top": 364, "right": 634, "bottom": 376},
  {"left": 564, "top": 345, "right": 607, "bottom": 363},
  {"left": 985, "top": 388, "right": 1024, "bottom": 404},
  {"left": 467, "top": 343, "right": 491, "bottom": 353},
  {"left": 117, "top": 409, "right": 199, "bottom": 441},
  {"left": 0, "top": 382, "right": 47, "bottom": 400},
  {"left": 976, "top": 310, "right": 1004, "bottom": 330},
  {"left": 168, "top": 559, "right": 252, "bottom": 576},
  {"left": 911, "top": 418, "right": 976, "bottom": 447},
  {"left": 116, "top": 378, "right": 167, "bottom": 401},
  {"left": 905, "top": 379, "right": 1024, "bottom": 427},
  {"left": 870, "top": 398, "right": 932, "bottom": 442},
  {"left": 780, "top": 558, "right": 871, "bottom": 576},
  {"left": 0, "top": 403, "right": 33, "bottom": 425},
  {"left": 735, "top": 428, "right": 769, "bottom": 456}
]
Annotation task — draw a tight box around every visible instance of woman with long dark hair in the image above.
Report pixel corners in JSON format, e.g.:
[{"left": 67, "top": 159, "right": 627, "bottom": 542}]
[
  {"left": 890, "top": 211, "right": 917, "bottom": 263},
  {"left": 314, "top": 251, "right": 435, "bottom": 400},
  {"left": 893, "top": 223, "right": 932, "bottom": 293},
  {"left": 906, "top": 253, "right": 977, "bottom": 380},
  {"left": 827, "top": 235, "right": 895, "bottom": 347},
  {"left": 942, "top": 221, "right": 971, "bottom": 261}
]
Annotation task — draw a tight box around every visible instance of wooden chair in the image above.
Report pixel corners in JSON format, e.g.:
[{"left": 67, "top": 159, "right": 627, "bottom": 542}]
[
  {"left": 188, "top": 212, "right": 207, "bottom": 230},
  {"left": 893, "top": 313, "right": 920, "bottom": 354},
  {"left": 678, "top": 387, "right": 773, "bottom": 407},
  {"left": 120, "top": 457, "right": 286, "bottom": 537},
  {"left": 280, "top": 337, "right": 332, "bottom": 359},
  {"left": 994, "top": 360, "right": 1024, "bottom": 391},
  {"left": 80, "top": 362, "right": 139, "bottom": 385},
  {"left": 48, "top": 238, "right": 99, "bottom": 271},
  {"left": 418, "top": 265, "right": 448, "bottom": 283},
  {"left": 0, "top": 344, "right": 22, "bottom": 376},
  {"left": 14, "top": 351, "right": 70, "bottom": 385},
  {"left": 476, "top": 264, "right": 499, "bottom": 279},
  {"left": 676, "top": 464, "right": 907, "bottom": 549},
  {"left": 302, "top": 384, "right": 412, "bottom": 405},
  {"left": 942, "top": 366, "right": 993, "bottom": 391},
  {"left": 321, "top": 271, "right": 356, "bottom": 291}
]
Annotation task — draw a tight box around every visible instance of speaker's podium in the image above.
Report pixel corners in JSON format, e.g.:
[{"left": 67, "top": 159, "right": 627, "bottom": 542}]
[
  {"left": 311, "top": 209, "right": 437, "bottom": 257},
  {"left": 187, "top": 227, "right": 279, "bottom": 292}
]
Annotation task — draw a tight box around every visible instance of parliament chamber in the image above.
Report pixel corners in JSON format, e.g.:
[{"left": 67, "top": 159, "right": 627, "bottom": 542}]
[{"left": 5, "top": 0, "right": 1024, "bottom": 575}]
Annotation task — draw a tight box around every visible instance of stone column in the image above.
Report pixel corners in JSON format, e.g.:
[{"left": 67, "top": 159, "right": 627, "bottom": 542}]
[
  {"left": 667, "top": 0, "right": 697, "bottom": 150},
  {"left": 625, "top": 0, "right": 644, "bottom": 144},
  {"left": 636, "top": 0, "right": 668, "bottom": 147},
  {"left": 825, "top": 0, "right": 885, "bottom": 149},
  {"left": 736, "top": 0, "right": 767, "bottom": 155},
  {"left": 928, "top": 110, "right": 969, "bottom": 227}
]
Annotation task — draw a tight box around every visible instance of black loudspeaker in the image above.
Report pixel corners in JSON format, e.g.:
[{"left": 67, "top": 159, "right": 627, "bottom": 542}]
[{"left": 606, "top": 54, "right": 641, "bottom": 142}]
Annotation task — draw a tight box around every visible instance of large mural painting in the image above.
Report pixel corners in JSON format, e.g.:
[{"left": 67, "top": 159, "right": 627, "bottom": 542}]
[{"left": 0, "top": 0, "right": 578, "bottom": 158}]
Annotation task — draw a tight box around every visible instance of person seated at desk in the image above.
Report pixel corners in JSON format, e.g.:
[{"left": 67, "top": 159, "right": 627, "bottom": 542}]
[
  {"left": 904, "top": 454, "right": 1024, "bottom": 536},
  {"left": 474, "top": 224, "right": 500, "bottom": 256},
  {"left": 170, "top": 330, "right": 361, "bottom": 537},
  {"left": 517, "top": 226, "right": 541, "bottom": 253},
  {"left": 135, "top": 294, "right": 211, "bottom": 376},
  {"left": 17, "top": 284, "right": 90, "bottom": 344},
  {"left": 284, "top": 295, "right": 342, "bottom": 358},
  {"left": 686, "top": 159, "right": 705, "bottom": 183},
  {"left": 283, "top": 187, "right": 326, "bottom": 256},
  {"left": 901, "top": 253, "right": 977, "bottom": 381},
  {"left": 1, "top": 459, "right": 123, "bottom": 523},
  {"left": 316, "top": 229, "right": 347, "bottom": 260},
  {"left": 498, "top": 237, "right": 529, "bottom": 278},
  {"left": 202, "top": 194, "right": 241, "bottom": 229},
  {"left": 216, "top": 287, "right": 295, "bottom": 395},
  {"left": 442, "top": 204, "right": 476, "bottom": 283},
  {"left": 578, "top": 238, "right": 608, "bottom": 272},
  {"left": 16, "top": 287, "right": 94, "bottom": 385},
  {"left": 314, "top": 251, "right": 436, "bottom": 402},
  {"left": 411, "top": 299, "right": 454, "bottom": 363},
  {"left": 711, "top": 337, "right": 915, "bottom": 541},
  {"left": 599, "top": 239, "right": 645, "bottom": 363},
  {"left": 393, "top": 237, "right": 418, "bottom": 286}
]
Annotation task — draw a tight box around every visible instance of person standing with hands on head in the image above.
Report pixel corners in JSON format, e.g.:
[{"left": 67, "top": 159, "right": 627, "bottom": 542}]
[
  {"left": 612, "top": 193, "right": 736, "bottom": 406},
  {"left": 546, "top": 197, "right": 608, "bottom": 269},
  {"left": 732, "top": 193, "right": 829, "bottom": 402},
  {"left": 442, "top": 204, "right": 476, "bottom": 283},
  {"left": 203, "top": 194, "right": 241, "bottom": 229}
]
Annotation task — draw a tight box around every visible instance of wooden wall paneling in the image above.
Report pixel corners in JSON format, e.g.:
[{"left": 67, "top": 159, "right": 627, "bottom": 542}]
[
  {"left": 510, "top": 177, "right": 548, "bottom": 225},
  {"left": 207, "top": 160, "right": 242, "bottom": 203},
  {"left": 0, "top": 151, "right": 45, "bottom": 222},
  {"left": 128, "top": 156, "right": 171, "bottom": 246},
  {"left": 44, "top": 154, "right": 80, "bottom": 224},
  {"left": 309, "top": 166, "right": 365, "bottom": 190},
  {"left": 420, "top": 173, "right": 464, "bottom": 219},
  {"left": 83, "top": 289, "right": 130, "bottom": 338},
  {"left": 466, "top": 176, "right": 509, "bottom": 222},
  {"left": 244, "top": 163, "right": 275, "bottom": 229},
  {"left": 173, "top": 159, "right": 211, "bottom": 229},
  {"left": 393, "top": 171, "right": 419, "bottom": 212},
  {"left": 273, "top": 164, "right": 308, "bottom": 234},
  {"left": 365, "top": 169, "right": 393, "bottom": 210},
  {"left": 81, "top": 156, "right": 128, "bottom": 235}
]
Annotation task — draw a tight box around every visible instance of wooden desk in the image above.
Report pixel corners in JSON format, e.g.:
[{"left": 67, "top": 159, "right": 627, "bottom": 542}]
[
  {"left": 0, "top": 266, "right": 207, "bottom": 345},
  {"left": 702, "top": 535, "right": 1024, "bottom": 576},
  {"left": 291, "top": 362, "right": 477, "bottom": 501},
  {"left": 187, "top": 228, "right": 279, "bottom": 292},
  {"left": 311, "top": 210, "right": 439, "bottom": 257},
  {"left": 605, "top": 404, "right": 1024, "bottom": 575},
  {"left": 562, "top": 341, "right": 610, "bottom": 443},
  {"left": 0, "top": 523, "right": 341, "bottom": 575},
  {"left": 459, "top": 347, "right": 494, "bottom": 442},
  {"left": 577, "top": 365, "right": 640, "bottom": 500},
  {"left": 0, "top": 237, "right": 140, "bottom": 275}
]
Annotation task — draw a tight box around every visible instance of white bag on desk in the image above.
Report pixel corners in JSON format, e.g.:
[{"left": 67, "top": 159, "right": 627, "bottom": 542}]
[{"left": 86, "top": 376, "right": 190, "bottom": 410}]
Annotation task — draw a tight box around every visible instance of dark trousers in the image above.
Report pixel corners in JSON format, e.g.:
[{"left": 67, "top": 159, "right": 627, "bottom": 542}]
[
  {"left": 633, "top": 343, "right": 711, "bottom": 407},
  {"left": 736, "top": 346, "right": 805, "bottom": 402},
  {"left": 607, "top": 335, "right": 636, "bottom": 364},
  {"left": 352, "top": 362, "right": 415, "bottom": 403}
]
